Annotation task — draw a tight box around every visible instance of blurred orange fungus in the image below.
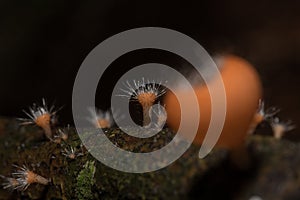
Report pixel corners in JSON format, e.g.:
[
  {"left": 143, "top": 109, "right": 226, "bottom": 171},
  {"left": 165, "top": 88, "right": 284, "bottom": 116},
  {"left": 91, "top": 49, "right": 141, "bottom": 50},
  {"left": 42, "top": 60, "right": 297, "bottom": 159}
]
[{"left": 165, "top": 55, "right": 262, "bottom": 165}]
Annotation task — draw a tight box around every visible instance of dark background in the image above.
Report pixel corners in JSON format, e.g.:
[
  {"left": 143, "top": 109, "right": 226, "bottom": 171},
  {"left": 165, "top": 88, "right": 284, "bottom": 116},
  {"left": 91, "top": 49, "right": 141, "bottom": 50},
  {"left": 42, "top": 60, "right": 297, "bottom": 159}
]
[{"left": 0, "top": 0, "right": 299, "bottom": 133}]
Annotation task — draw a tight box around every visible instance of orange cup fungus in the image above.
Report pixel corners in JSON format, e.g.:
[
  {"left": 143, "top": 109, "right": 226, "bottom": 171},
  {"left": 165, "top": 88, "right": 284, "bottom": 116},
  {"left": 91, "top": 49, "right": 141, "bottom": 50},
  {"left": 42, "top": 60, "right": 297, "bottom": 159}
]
[{"left": 165, "top": 55, "right": 262, "bottom": 165}]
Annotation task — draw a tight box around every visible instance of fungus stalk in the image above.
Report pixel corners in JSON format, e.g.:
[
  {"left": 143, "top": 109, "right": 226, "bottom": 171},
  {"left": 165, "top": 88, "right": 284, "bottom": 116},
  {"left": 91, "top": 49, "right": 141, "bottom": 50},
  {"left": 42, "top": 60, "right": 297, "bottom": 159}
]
[
  {"left": 19, "top": 98, "right": 60, "bottom": 140},
  {"left": 119, "top": 78, "right": 166, "bottom": 127},
  {"left": 247, "top": 99, "right": 279, "bottom": 134},
  {"left": 138, "top": 92, "right": 156, "bottom": 126},
  {"left": 271, "top": 117, "right": 295, "bottom": 139},
  {"left": 11, "top": 165, "right": 49, "bottom": 191},
  {"left": 88, "top": 108, "right": 115, "bottom": 128}
]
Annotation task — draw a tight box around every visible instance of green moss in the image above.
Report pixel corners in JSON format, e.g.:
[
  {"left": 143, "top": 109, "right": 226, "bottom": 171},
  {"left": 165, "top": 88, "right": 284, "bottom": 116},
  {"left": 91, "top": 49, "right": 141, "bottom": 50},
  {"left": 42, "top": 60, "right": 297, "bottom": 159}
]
[{"left": 76, "top": 160, "right": 96, "bottom": 200}]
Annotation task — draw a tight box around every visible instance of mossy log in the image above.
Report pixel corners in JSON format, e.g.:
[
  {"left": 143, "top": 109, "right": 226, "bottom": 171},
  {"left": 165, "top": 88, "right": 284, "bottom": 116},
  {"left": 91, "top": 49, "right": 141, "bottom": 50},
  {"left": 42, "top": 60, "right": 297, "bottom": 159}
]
[
  {"left": 1, "top": 116, "right": 299, "bottom": 200},
  {"left": 0, "top": 117, "right": 227, "bottom": 200}
]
